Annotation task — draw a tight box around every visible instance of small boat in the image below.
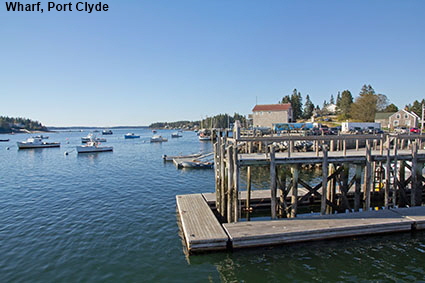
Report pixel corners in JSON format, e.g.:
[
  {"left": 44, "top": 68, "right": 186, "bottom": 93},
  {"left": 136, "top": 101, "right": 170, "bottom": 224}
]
[
  {"left": 0, "top": 139, "right": 9, "bottom": 142},
  {"left": 102, "top": 129, "right": 113, "bottom": 135},
  {"left": 152, "top": 130, "right": 157, "bottom": 134},
  {"left": 81, "top": 134, "right": 106, "bottom": 143},
  {"left": 17, "top": 137, "right": 60, "bottom": 149},
  {"left": 162, "top": 152, "right": 202, "bottom": 161},
  {"left": 150, "top": 135, "right": 168, "bottom": 143},
  {"left": 198, "top": 129, "right": 212, "bottom": 141},
  {"left": 124, "top": 133, "right": 140, "bottom": 139},
  {"left": 76, "top": 140, "right": 113, "bottom": 153},
  {"left": 33, "top": 135, "right": 49, "bottom": 139},
  {"left": 171, "top": 132, "right": 182, "bottom": 138},
  {"left": 180, "top": 160, "right": 214, "bottom": 169}
]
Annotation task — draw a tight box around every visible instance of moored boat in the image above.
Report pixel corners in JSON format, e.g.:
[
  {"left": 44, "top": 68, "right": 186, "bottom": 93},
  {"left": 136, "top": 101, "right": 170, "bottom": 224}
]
[
  {"left": 180, "top": 160, "right": 214, "bottom": 169},
  {"left": 81, "top": 133, "right": 107, "bottom": 143},
  {"left": 171, "top": 132, "right": 182, "bottom": 138},
  {"left": 198, "top": 129, "right": 212, "bottom": 141},
  {"left": 150, "top": 135, "right": 168, "bottom": 143},
  {"left": 17, "top": 137, "right": 60, "bottom": 149},
  {"left": 102, "top": 129, "right": 113, "bottom": 135},
  {"left": 162, "top": 152, "right": 202, "bottom": 161},
  {"left": 124, "top": 133, "right": 140, "bottom": 139},
  {"left": 76, "top": 140, "right": 113, "bottom": 153},
  {"left": 0, "top": 139, "right": 9, "bottom": 142}
]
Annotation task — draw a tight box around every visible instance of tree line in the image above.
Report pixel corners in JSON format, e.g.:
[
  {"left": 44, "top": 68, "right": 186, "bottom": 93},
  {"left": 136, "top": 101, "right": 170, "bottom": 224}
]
[
  {"left": 149, "top": 113, "right": 247, "bottom": 129},
  {"left": 0, "top": 116, "right": 47, "bottom": 133},
  {"left": 280, "top": 84, "right": 422, "bottom": 122}
]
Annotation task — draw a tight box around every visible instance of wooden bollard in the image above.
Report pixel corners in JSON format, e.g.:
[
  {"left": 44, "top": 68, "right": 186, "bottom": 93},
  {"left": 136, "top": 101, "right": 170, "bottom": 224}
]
[
  {"left": 270, "top": 146, "right": 277, "bottom": 219},
  {"left": 364, "top": 140, "right": 372, "bottom": 211},
  {"left": 385, "top": 147, "right": 390, "bottom": 208},
  {"left": 226, "top": 146, "right": 234, "bottom": 223},
  {"left": 290, "top": 164, "right": 299, "bottom": 218},
  {"left": 321, "top": 145, "right": 328, "bottom": 215}
]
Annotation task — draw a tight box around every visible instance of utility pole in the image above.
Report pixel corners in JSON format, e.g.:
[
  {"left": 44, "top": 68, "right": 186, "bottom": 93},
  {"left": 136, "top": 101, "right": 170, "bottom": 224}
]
[{"left": 421, "top": 103, "right": 425, "bottom": 133}]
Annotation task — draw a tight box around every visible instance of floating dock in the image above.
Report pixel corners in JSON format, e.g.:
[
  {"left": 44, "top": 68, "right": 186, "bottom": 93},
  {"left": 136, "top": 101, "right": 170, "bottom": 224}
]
[{"left": 176, "top": 193, "right": 425, "bottom": 253}]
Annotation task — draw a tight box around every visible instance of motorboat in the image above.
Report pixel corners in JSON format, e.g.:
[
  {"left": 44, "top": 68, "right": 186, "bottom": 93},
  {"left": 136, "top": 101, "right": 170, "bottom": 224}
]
[
  {"left": 102, "top": 129, "right": 113, "bottom": 135},
  {"left": 171, "top": 132, "right": 182, "bottom": 138},
  {"left": 150, "top": 135, "right": 168, "bottom": 143},
  {"left": 162, "top": 152, "right": 202, "bottom": 162},
  {"left": 198, "top": 129, "right": 211, "bottom": 141},
  {"left": 76, "top": 140, "right": 113, "bottom": 153},
  {"left": 17, "top": 137, "right": 60, "bottom": 149},
  {"left": 0, "top": 139, "right": 9, "bottom": 142},
  {"left": 180, "top": 160, "right": 214, "bottom": 169},
  {"left": 124, "top": 133, "right": 140, "bottom": 139},
  {"left": 33, "top": 135, "right": 49, "bottom": 139},
  {"left": 81, "top": 133, "right": 106, "bottom": 143}
]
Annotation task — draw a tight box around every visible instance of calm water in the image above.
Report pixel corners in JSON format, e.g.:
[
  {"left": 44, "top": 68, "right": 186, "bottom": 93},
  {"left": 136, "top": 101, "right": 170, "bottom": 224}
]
[{"left": 1, "top": 129, "right": 424, "bottom": 282}]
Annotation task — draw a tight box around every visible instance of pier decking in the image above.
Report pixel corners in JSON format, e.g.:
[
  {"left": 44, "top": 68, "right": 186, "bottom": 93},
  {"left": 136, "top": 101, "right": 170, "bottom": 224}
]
[{"left": 177, "top": 192, "right": 425, "bottom": 253}]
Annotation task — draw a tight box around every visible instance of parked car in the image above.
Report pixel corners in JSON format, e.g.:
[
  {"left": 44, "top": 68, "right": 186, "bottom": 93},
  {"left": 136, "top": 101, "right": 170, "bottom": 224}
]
[
  {"left": 410, "top": 127, "right": 420, "bottom": 133},
  {"left": 394, "top": 127, "right": 408, "bottom": 134}
]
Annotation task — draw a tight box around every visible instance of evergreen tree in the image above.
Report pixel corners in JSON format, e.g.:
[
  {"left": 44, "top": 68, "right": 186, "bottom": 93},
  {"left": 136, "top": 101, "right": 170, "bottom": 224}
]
[
  {"left": 336, "top": 92, "right": 341, "bottom": 107},
  {"left": 330, "top": 94, "right": 335, "bottom": 104},
  {"left": 384, "top": 103, "right": 398, "bottom": 112},
  {"left": 303, "top": 94, "right": 314, "bottom": 119},
  {"left": 406, "top": 99, "right": 425, "bottom": 116}
]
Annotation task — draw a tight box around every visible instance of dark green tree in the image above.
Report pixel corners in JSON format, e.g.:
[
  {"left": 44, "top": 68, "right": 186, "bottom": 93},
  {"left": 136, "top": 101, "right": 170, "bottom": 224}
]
[
  {"left": 330, "top": 94, "right": 335, "bottom": 104},
  {"left": 405, "top": 99, "right": 425, "bottom": 116},
  {"left": 384, "top": 103, "right": 398, "bottom": 112},
  {"left": 303, "top": 95, "right": 314, "bottom": 119}
]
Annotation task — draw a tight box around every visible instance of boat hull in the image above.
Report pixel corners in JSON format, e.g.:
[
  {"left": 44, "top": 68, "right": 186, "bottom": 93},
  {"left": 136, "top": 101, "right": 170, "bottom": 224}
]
[
  {"left": 76, "top": 146, "right": 113, "bottom": 153},
  {"left": 17, "top": 142, "right": 60, "bottom": 149}
]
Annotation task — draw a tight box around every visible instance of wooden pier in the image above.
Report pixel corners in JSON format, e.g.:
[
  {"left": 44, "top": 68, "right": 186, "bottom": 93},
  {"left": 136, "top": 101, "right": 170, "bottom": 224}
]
[{"left": 177, "top": 124, "right": 425, "bottom": 254}]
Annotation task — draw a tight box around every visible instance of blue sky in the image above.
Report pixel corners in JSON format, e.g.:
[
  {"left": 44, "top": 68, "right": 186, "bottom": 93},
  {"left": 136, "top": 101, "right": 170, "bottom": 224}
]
[{"left": 1, "top": 0, "right": 424, "bottom": 126}]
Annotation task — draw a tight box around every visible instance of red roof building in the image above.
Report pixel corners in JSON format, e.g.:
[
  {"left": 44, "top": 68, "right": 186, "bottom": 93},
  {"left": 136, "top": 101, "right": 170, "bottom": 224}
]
[{"left": 252, "top": 103, "right": 293, "bottom": 128}]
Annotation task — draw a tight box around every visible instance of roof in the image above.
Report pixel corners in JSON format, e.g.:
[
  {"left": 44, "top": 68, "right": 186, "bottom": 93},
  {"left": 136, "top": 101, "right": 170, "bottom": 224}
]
[
  {"left": 252, "top": 103, "right": 292, "bottom": 112},
  {"left": 390, "top": 109, "right": 420, "bottom": 119},
  {"left": 375, "top": 112, "right": 395, "bottom": 120}
]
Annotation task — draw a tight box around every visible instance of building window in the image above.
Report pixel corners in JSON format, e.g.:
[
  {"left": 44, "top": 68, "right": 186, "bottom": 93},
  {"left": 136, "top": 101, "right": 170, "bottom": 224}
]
[
  {"left": 396, "top": 114, "right": 400, "bottom": 119},
  {"left": 404, "top": 114, "right": 408, "bottom": 119},
  {"left": 393, "top": 120, "right": 399, "bottom": 126}
]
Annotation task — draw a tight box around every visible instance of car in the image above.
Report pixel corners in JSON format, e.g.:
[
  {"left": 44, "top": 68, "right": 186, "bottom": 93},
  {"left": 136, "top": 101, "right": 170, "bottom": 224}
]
[{"left": 410, "top": 127, "right": 420, "bottom": 133}]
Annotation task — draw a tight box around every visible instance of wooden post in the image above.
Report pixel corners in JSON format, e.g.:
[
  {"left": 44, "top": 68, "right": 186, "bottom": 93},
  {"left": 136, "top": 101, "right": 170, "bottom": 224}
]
[
  {"left": 330, "top": 140, "right": 334, "bottom": 152},
  {"left": 380, "top": 135, "right": 384, "bottom": 155},
  {"left": 220, "top": 140, "right": 226, "bottom": 217},
  {"left": 393, "top": 137, "right": 398, "bottom": 155},
  {"left": 327, "top": 163, "right": 336, "bottom": 214},
  {"left": 214, "top": 141, "right": 221, "bottom": 214},
  {"left": 411, "top": 142, "right": 421, "bottom": 207},
  {"left": 226, "top": 146, "right": 234, "bottom": 223},
  {"left": 343, "top": 140, "right": 347, "bottom": 156},
  {"left": 288, "top": 140, "right": 293, "bottom": 157},
  {"left": 270, "top": 146, "right": 277, "bottom": 219},
  {"left": 356, "top": 139, "right": 359, "bottom": 151},
  {"left": 233, "top": 144, "right": 239, "bottom": 222},
  {"left": 315, "top": 140, "right": 319, "bottom": 157},
  {"left": 354, "top": 164, "right": 362, "bottom": 211},
  {"left": 392, "top": 145, "right": 398, "bottom": 207},
  {"left": 399, "top": 160, "right": 406, "bottom": 207},
  {"left": 278, "top": 169, "right": 286, "bottom": 217},
  {"left": 246, "top": 166, "right": 251, "bottom": 220},
  {"left": 385, "top": 147, "right": 391, "bottom": 208},
  {"left": 364, "top": 140, "right": 372, "bottom": 211},
  {"left": 290, "top": 164, "right": 299, "bottom": 218},
  {"left": 321, "top": 145, "right": 328, "bottom": 215}
]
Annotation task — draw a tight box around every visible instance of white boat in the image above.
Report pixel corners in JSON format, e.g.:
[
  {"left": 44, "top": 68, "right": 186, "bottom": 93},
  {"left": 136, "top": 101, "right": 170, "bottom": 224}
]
[
  {"left": 150, "top": 135, "right": 168, "bottom": 143},
  {"left": 198, "top": 129, "right": 212, "bottom": 141},
  {"left": 171, "top": 132, "right": 182, "bottom": 138},
  {"left": 162, "top": 152, "right": 202, "bottom": 161},
  {"left": 180, "top": 160, "right": 214, "bottom": 169},
  {"left": 124, "top": 133, "right": 140, "bottom": 139},
  {"left": 17, "top": 137, "right": 60, "bottom": 149},
  {"left": 76, "top": 140, "right": 113, "bottom": 153},
  {"left": 81, "top": 133, "right": 106, "bottom": 143}
]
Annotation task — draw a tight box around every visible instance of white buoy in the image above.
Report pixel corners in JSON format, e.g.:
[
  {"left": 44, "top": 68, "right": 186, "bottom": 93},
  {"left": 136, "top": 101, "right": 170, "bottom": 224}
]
[{"left": 64, "top": 151, "right": 69, "bottom": 156}]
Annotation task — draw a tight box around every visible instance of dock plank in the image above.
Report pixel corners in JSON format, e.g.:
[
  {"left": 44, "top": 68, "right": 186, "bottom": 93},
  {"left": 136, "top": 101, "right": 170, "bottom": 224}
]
[
  {"left": 223, "top": 209, "right": 414, "bottom": 249},
  {"left": 391, "top": 206, "right": 425, "bottom": 230},
  {"left": 176, "top": 194, "right": 228, "bottom": 252}
]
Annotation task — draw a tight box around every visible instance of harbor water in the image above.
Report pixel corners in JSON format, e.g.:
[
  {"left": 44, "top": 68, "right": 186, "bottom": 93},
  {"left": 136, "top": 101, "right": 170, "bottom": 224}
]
[{"left": 1, "top": 129, "right": 424, "bottom": 282}]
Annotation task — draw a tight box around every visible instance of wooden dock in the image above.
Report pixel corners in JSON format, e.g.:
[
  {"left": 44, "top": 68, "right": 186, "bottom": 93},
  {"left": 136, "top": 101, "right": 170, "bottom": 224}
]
[
  {"left": 176, "top": 125, "right": 425, "bottom": 254},
  {"left": 176, "top": 194, "right": 228, "bottom": 252},
  {"left": 176, "top": 193, "right": 425, "bottom": 253}
]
